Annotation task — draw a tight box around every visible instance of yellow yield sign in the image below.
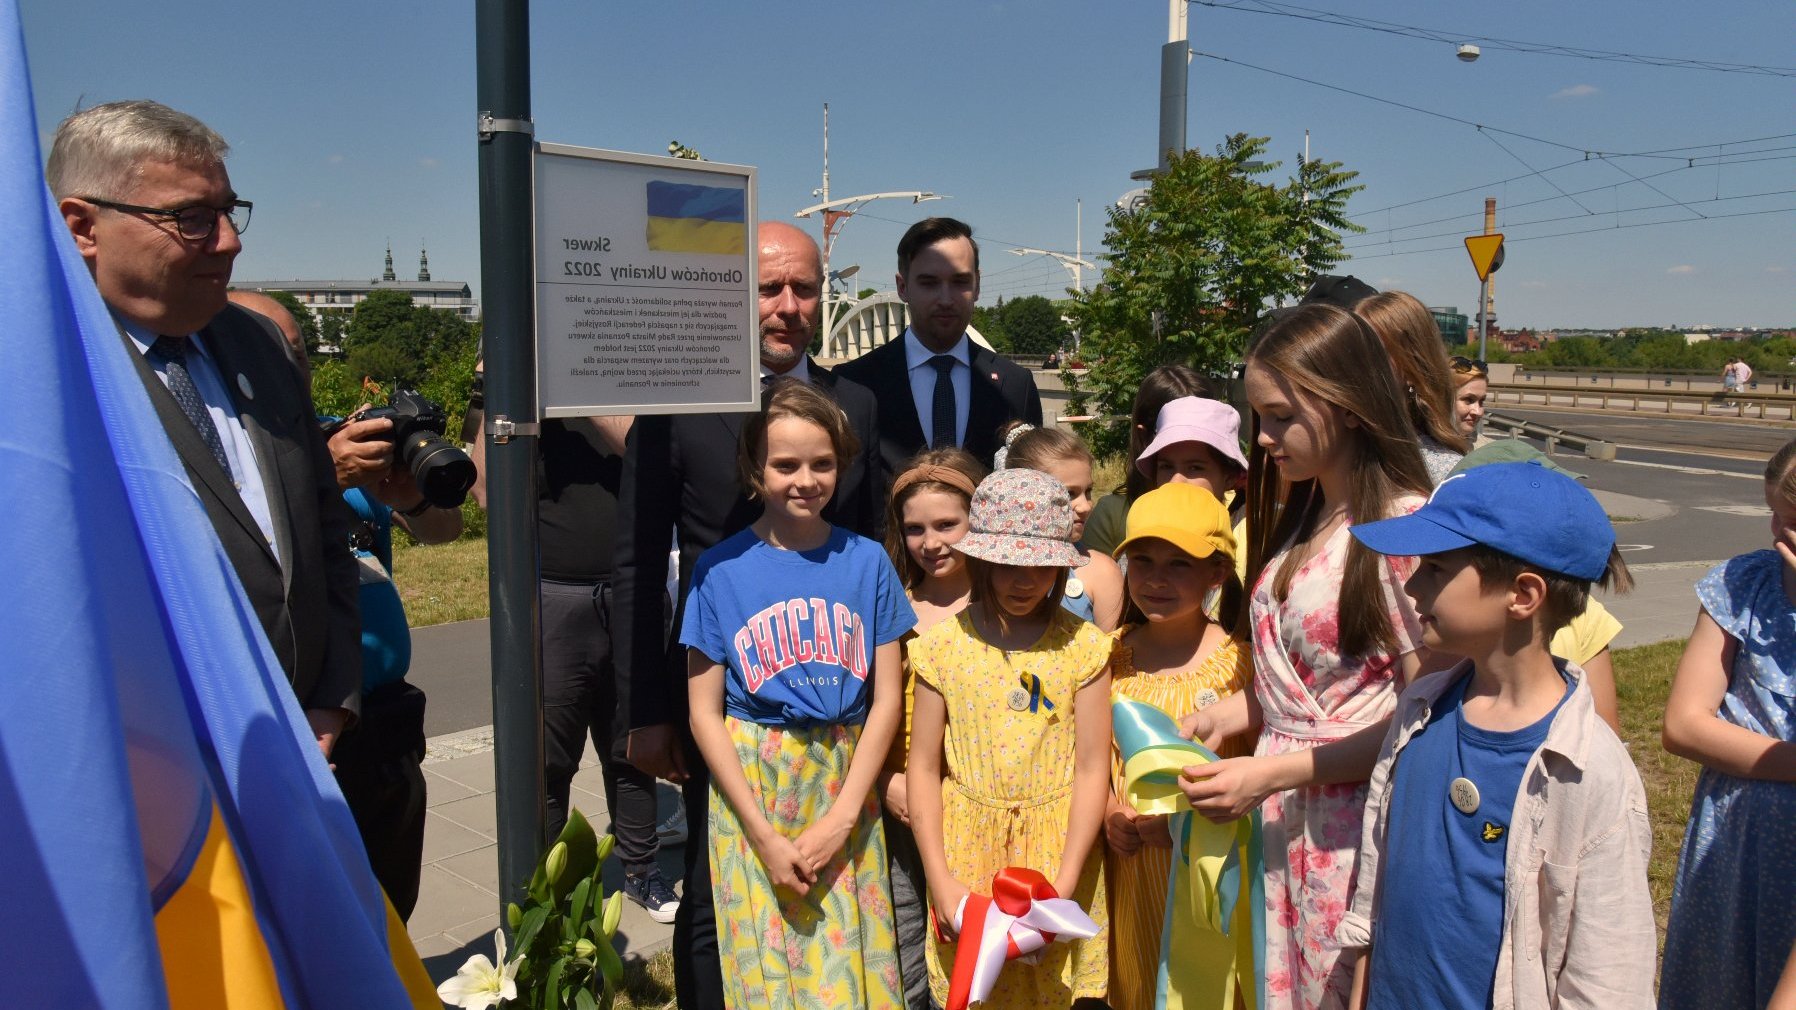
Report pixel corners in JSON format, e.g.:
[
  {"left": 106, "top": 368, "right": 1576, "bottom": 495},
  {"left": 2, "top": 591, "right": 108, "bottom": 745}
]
[{"left": 1465, "top": 233, "right": 1505, "bottom": 282}]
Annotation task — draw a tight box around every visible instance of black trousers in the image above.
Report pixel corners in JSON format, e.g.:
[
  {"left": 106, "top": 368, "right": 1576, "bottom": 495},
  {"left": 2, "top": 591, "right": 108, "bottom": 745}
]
[
  {"left": 540, "top": 578, "right": 658, "bottom": 873},
  {"left": 674, "top": 753, "right": 724, "bottom": 1009},
  {"left": 332, "top": 681, "right": 428, "bottom": 921}
]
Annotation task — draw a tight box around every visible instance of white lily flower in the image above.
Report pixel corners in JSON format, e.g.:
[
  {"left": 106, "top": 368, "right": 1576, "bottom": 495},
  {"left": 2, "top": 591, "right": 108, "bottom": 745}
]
[{"left": 436, "top": 929, "right": 521, "bottom": 1009}]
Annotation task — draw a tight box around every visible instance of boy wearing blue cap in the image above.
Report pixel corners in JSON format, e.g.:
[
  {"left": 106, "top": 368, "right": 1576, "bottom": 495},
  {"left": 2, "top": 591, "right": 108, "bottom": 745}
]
[{"left": 1333, "top": 461, "right": 1655, "bottom": 1010}]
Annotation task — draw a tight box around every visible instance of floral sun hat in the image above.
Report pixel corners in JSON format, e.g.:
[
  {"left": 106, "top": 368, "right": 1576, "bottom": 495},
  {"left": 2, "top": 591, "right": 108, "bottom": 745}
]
[{"left": 955, "top": 468, "right": 1088, "bottom": 569}]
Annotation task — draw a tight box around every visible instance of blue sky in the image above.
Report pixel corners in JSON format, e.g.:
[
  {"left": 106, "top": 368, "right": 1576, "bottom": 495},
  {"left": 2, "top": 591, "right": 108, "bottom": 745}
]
[{"left": 22, "top": 0, "right": 1792, "bottom": 329}]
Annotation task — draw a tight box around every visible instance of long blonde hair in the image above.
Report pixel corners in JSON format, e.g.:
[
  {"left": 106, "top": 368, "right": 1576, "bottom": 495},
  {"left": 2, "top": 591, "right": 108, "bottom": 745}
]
[{"left": 1245, "top": 305, "right": 1433, "bottom": 658}]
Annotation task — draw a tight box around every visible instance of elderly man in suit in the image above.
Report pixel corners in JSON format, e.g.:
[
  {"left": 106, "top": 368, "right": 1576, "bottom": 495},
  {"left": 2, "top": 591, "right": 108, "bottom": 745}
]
[
  {"left": 613, "top": 219, "right": 881, "bottom": 1008},
  {"left": 838, "top": 216, "right": 1043, "bottom": 475},
  {"left": 52, "top": 100, "right": 360, "bottom": 757}
]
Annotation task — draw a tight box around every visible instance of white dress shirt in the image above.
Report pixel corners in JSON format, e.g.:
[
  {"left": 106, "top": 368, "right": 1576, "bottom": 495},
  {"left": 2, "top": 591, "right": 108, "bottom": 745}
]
[
  {"left": 125, "top": 320, "right": 281, "bottom": 567},
  {"left": 902, "top": 327, "right": 970, "bottom": 447}
]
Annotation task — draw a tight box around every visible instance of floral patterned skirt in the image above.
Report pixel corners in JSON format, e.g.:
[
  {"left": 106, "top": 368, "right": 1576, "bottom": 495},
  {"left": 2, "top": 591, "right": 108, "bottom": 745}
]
[{"left": 709, "top": 717, "right": 903, "bottom": 1009}]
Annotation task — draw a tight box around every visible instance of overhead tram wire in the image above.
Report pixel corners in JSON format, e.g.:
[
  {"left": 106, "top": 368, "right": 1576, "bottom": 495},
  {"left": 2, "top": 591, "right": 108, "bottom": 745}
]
[
  {"left": 1343, "top": 186, "right": 1796, "bottom": 250},
  {"left": 1355, "top": 138, "right": 1796, "bottom": 217},
  {"left": 1189, "top": 51, "right": 1762, "bottom": 162},
  {"left": 1192, "top": 0, "right": 1796, "bottom": 77},
  {"left": 1350, "top": 151, "right": 1796, "bottom": 240},
  {"left": 1345, "top": 204, "right": 1796, "bottom": 262}
]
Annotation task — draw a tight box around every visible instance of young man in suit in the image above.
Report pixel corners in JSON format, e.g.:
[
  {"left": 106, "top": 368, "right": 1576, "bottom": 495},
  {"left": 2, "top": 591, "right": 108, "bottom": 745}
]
[
  {"left": 837, "top": 216, "right": 1043, "bottom": 476},
  {"left": 613, "top": 220, "right": 881, "bottom": 1008},
  {"left": 51, "top": 100, "right": 360, "bottom": 758}
]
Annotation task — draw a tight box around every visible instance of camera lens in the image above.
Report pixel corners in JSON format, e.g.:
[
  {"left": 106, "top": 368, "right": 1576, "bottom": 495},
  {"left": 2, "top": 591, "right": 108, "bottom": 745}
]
[{"left": 400, "top": 431, "right": 476, "bottom": 508}]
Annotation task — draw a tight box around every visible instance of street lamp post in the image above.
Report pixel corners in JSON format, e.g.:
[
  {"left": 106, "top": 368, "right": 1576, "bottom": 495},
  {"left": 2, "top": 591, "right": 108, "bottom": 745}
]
[{"left": 794, "top": 191, "right": 945, "bottom": 355}]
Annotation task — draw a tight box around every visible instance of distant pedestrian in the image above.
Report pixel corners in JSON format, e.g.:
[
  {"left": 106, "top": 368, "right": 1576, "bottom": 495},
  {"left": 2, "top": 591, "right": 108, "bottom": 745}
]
[
  {"left": 1723, "top": 357, "right": 1743, "bottom": 395},
  {"left": 1660, "top": 437, "right": 1796, "bottom": 1009}
]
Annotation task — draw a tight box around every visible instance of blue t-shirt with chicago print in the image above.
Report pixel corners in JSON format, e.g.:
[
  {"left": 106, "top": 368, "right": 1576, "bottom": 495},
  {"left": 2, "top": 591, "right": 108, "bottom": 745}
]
[{"left": 680, "top": 525, "right": 915, "bottom": 728}]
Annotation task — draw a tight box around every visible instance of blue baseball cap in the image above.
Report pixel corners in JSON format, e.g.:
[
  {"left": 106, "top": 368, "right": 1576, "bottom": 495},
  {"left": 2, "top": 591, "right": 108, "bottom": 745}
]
[{"left": 1350, "top": 461, "right": 1614, "bottom": 580}]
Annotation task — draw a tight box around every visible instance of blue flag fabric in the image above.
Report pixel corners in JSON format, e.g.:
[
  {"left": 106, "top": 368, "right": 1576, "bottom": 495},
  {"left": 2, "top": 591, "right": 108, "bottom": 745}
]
[{"left": 0, "top": 4, "right": 417, "bottom": 1005}]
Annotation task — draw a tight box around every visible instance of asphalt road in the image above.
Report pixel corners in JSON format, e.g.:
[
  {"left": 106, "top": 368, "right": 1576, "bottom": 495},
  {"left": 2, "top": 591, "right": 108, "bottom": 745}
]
[{"left": 410, "top": 408, "right": 1785, "bottom": 737}]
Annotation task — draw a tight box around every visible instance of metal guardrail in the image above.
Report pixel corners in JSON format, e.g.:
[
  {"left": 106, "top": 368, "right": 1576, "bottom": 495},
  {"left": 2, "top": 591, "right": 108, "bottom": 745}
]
[
  {"left": 1513, "top": 368, "right": 1791, "bottom": 393},
  {"left": 1481, "top": 411, "right": 1617, "bottom": 461},
  {"left": 1492, "top": 382, "right": 1796, "bottom": 420}
]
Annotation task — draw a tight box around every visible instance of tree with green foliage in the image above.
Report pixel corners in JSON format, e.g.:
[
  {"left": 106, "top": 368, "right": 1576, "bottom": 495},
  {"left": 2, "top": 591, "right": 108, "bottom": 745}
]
[
  {"left": 998, "top": 295, "right": 1070, "bottom": 356},
  {"left": 1065, "top": 134, "right": 1362, "bottom": 455},
  {"left": 340, "top": 289, "right": 476, "bottom": 387},
  {"left": 970, "top": 305, "right": 1007, "bottom": 351}
]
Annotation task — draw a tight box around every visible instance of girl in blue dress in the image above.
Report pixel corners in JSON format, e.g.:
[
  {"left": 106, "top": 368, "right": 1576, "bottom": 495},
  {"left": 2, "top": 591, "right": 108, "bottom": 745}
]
[{"left": 1662, "top": 437, "right": 1796, "bottom": 1008}]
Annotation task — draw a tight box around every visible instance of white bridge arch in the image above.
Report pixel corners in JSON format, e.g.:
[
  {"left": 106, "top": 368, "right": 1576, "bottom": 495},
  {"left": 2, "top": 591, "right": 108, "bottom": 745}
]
[{"left": 822, "top": 291, "right": 992, "bottom": 361}]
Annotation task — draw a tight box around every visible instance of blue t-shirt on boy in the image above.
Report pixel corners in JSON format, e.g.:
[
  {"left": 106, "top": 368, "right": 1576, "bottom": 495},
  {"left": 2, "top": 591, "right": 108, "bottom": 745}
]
[
  {"left": 680, "top": 526, "right": 915, "bottom": 728},
  {"left": 1368, "top": 667, "right": 1572, "bottom": 1010}
]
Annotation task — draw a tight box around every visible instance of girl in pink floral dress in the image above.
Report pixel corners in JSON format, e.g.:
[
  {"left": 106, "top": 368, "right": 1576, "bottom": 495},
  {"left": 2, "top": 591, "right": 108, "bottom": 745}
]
[{"left": 1178, "top": 304, "right": 1434, "bottom": 1010}]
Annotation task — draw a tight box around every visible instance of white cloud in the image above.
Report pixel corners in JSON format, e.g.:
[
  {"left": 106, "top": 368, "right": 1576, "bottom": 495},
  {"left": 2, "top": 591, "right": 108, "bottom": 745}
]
[
  {"left": 419, "top": 157, "right": 439, "bottom": 169},
  {"left": 1520, "top": 280, "right": 1550, "bottom": 289},
  {"left": 327, "top": 154, "right": 344, "bottom": 165},
  {"left": 1767, "top": 265, "right": 1790, "bottom": 274},
  {"left": 1551, "top": 84, "right": 1600, "bottom": 100},
  {"left": 1666, "top": 264, "right": 1697, "bottom": 275}
]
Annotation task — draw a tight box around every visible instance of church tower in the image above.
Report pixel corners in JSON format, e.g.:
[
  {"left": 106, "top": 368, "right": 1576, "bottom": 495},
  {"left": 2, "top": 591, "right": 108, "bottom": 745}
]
[
  {"left": 418, "top": 244, "right": 432, "bottom": 282},
  {"left": 382, "top": 243, "right": 397, "bottom": 282}
]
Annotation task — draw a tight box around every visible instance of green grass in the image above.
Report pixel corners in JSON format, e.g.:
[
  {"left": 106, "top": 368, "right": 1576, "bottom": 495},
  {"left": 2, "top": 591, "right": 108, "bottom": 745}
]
[
  {"left": 1612, "top": 639, "right": 1700, "bottom": 943},
  {"left": 615, "top": 951, "right": 676, "bottom": 1009},
  {"left": 390, "top": 536, "right": 490, "bottom": 627}
]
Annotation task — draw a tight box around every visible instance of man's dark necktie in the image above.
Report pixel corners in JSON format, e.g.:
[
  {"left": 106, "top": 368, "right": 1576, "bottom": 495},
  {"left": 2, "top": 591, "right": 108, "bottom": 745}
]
[
  {"left": 929, "top": 354, "right": 957, "bottom": 449},
  {"left": 150, "top": 335, "right": 233, "bottom": 477}
]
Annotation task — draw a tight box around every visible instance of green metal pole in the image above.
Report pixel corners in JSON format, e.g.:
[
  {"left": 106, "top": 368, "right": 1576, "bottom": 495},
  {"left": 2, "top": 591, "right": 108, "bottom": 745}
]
[{"left": 474, "top": 0, "right": 544, "bottom": 918}]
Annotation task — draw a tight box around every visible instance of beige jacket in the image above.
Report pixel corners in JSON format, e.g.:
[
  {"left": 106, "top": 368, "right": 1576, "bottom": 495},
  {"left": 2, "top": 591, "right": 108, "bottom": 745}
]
[{"left": 1335, "top": 660, "right": 1656, "bottom": 1010}]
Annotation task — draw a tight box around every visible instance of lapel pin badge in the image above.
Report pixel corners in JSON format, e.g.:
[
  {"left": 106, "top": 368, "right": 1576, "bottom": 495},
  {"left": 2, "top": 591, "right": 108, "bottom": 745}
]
[{"left": 236, "top": 373, "right": 254, "bottom": 400}]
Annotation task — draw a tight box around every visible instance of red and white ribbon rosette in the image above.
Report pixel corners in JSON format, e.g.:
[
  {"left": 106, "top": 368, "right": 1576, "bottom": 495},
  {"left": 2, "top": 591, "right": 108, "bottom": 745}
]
[{"left": 937, "top": 867, "right": 1100, "bottom": 1009}]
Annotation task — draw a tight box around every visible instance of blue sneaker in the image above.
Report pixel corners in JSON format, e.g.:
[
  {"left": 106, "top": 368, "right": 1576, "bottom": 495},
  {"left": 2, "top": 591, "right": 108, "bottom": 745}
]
[{"left": 623, "top": 868, "right": 680, "bottom": 924}]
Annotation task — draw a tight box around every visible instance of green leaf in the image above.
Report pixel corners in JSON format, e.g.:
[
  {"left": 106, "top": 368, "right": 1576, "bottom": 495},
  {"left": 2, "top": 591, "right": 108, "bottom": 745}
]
[
  {"left": 513, "top": 904, "right": 551, "bottom": 958},
  {"left": 595, "top": 936, "right": 624, "bottom": 988},
  {"left": 575, "top": 989, "right": 598, "bottom": 1010},
  {"left": 567, "top": 877, "right": 592, "bottom": 936},
  {"left": 551, "top": 810, "right": 600, "bottom": 903},
  {"left": 544, "top": 954, "right": 571, "bottom": 1009}
]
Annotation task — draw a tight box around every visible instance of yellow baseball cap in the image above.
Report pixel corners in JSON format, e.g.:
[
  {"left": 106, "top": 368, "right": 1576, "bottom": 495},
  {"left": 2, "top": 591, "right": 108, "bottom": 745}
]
[{"left": 1113, "top": 483, "right": 1236, "bottom": 561}]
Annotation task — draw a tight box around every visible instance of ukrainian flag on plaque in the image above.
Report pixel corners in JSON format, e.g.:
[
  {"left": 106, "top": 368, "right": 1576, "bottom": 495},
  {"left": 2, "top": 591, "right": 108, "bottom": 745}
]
[{"left": 645, "top": 180, "right": 746, "bottom": 254}]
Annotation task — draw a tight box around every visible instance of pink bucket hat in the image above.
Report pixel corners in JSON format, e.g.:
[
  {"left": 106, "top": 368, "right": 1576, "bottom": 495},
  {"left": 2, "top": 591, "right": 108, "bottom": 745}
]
[
  {"left": 955, "top": 468, "right": 1088, "bottom": 569},
  {"left": 1135, "top": 396, "right": 1249, "bottom": 476}
]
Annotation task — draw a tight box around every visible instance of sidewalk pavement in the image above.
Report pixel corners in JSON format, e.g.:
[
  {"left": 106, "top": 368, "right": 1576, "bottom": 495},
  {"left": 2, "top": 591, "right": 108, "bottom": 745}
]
[
  {"left": 403, "top": 485, "right": 1716, "bottom": 987},
  {"left": 409, "top": 731, "right": 683, "bottom": 985}
]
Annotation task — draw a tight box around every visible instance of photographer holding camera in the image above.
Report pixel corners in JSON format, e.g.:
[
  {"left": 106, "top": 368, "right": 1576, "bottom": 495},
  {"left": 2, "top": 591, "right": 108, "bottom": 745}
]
[{"left": 231, "top": 289, "right": 462, "bottom": 921}]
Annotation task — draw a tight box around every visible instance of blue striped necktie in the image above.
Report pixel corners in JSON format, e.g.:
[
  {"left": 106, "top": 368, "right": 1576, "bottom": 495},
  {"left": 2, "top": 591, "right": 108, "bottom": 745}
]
[{"left": 149, "top": 336, "right": 233, "bottom": 477}]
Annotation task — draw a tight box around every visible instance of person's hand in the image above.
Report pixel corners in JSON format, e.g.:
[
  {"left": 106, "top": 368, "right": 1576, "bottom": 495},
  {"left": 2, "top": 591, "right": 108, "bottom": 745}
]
[
  {"left": 370, "top": 463, "right": 423, "bottom": 511},
  {"left": 1104, "top": 796, "right": 1142, "bottom": 854},
  {"left": 792, "top": 812, "right": 854, "bottom": 878},
  {"left": 1179, "top": 709, "right": 1224, "bottom": 752},
  {"left": 750, "top": 829, "right": 816, "bottom": 898},
  {"left": 626, "top": 724, "right": 689, "bottom": 783},
  {"left": 1136, "top": 813, "right": 1174, "bottom": 848},
  {"left": 881, "top": 772, "right": 910, "bottom": 824},
  {"left": 306, "top": 707, "right": 349, "bottom": 767},
  {"left": 327, "top": 405, "right": 395, "bottom": 490},
  {"left": 1052, "top": 866, "right": 1084, "bottom": 902},
  {"left": 1777, "top": 523, "right": 1796, "bottom": 580},
  {"left": 1180, "top": 756, "right": 1277, "bottom": 823},
  {"left": 930, "top": 880, "right": 972, "bottom": 939}
]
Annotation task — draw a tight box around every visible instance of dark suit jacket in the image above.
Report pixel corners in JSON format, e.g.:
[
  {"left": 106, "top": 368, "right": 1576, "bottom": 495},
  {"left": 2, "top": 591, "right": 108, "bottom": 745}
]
[
  {"left": 121, "top": 304, "right": 362, "bottom": 716},
  {"left": 612, "top": 359, "right": 881, "bottom": 733},
  {"left": 835, "top": 333, "right": 1044, "bottom": 477}
]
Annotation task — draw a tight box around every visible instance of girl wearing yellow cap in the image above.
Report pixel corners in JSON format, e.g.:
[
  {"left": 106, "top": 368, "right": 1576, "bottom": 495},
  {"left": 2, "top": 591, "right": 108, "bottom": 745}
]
[{"left": 1105, "top": 483, "right": 1255, "bottom": 1010}]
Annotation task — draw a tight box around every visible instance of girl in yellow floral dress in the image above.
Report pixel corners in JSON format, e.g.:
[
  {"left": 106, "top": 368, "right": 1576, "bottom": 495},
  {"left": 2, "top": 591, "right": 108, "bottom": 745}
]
[
  {"left": 1105, "top": 483, "right": 1255, "bottom": 1010},
  {"left": 683, "top": 381, "right": 910, "bottom": 1009},
  {"left": 907, "top": 467, "right": 1114, "bottom": 1009}
]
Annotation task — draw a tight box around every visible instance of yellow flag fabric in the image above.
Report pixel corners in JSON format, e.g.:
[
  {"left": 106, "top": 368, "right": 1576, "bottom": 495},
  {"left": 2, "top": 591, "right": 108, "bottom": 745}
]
[
  {"left": 646, "top": 216, "right": 746, "bottom": 255},
  {"left": 154, "top": 804, "right": 285, "bottom": 1009},
  {"left": 385, "top": 895, "right": 441, "bottom": 1009}
]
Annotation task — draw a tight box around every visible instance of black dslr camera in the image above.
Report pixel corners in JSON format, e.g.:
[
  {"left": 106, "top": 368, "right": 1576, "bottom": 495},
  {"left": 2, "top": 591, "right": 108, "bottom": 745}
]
[{"left": 345, "top": 388, "right": 477, "bottom": 509}]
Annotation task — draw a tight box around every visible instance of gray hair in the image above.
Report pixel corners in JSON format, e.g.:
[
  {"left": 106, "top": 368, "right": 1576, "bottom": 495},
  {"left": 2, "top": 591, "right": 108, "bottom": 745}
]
[{"left": 46, "top": 100, "right": 229, "bottom": 200}]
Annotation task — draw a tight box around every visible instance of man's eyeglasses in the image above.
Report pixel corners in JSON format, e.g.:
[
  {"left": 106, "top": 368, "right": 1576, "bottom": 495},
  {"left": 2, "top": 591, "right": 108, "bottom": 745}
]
[
  {"left": 1450, "top": 355, "right": 1488, "bottom": 374},
  {"left": 84, "top": 198, "right": 252, "bottom": 241}
]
